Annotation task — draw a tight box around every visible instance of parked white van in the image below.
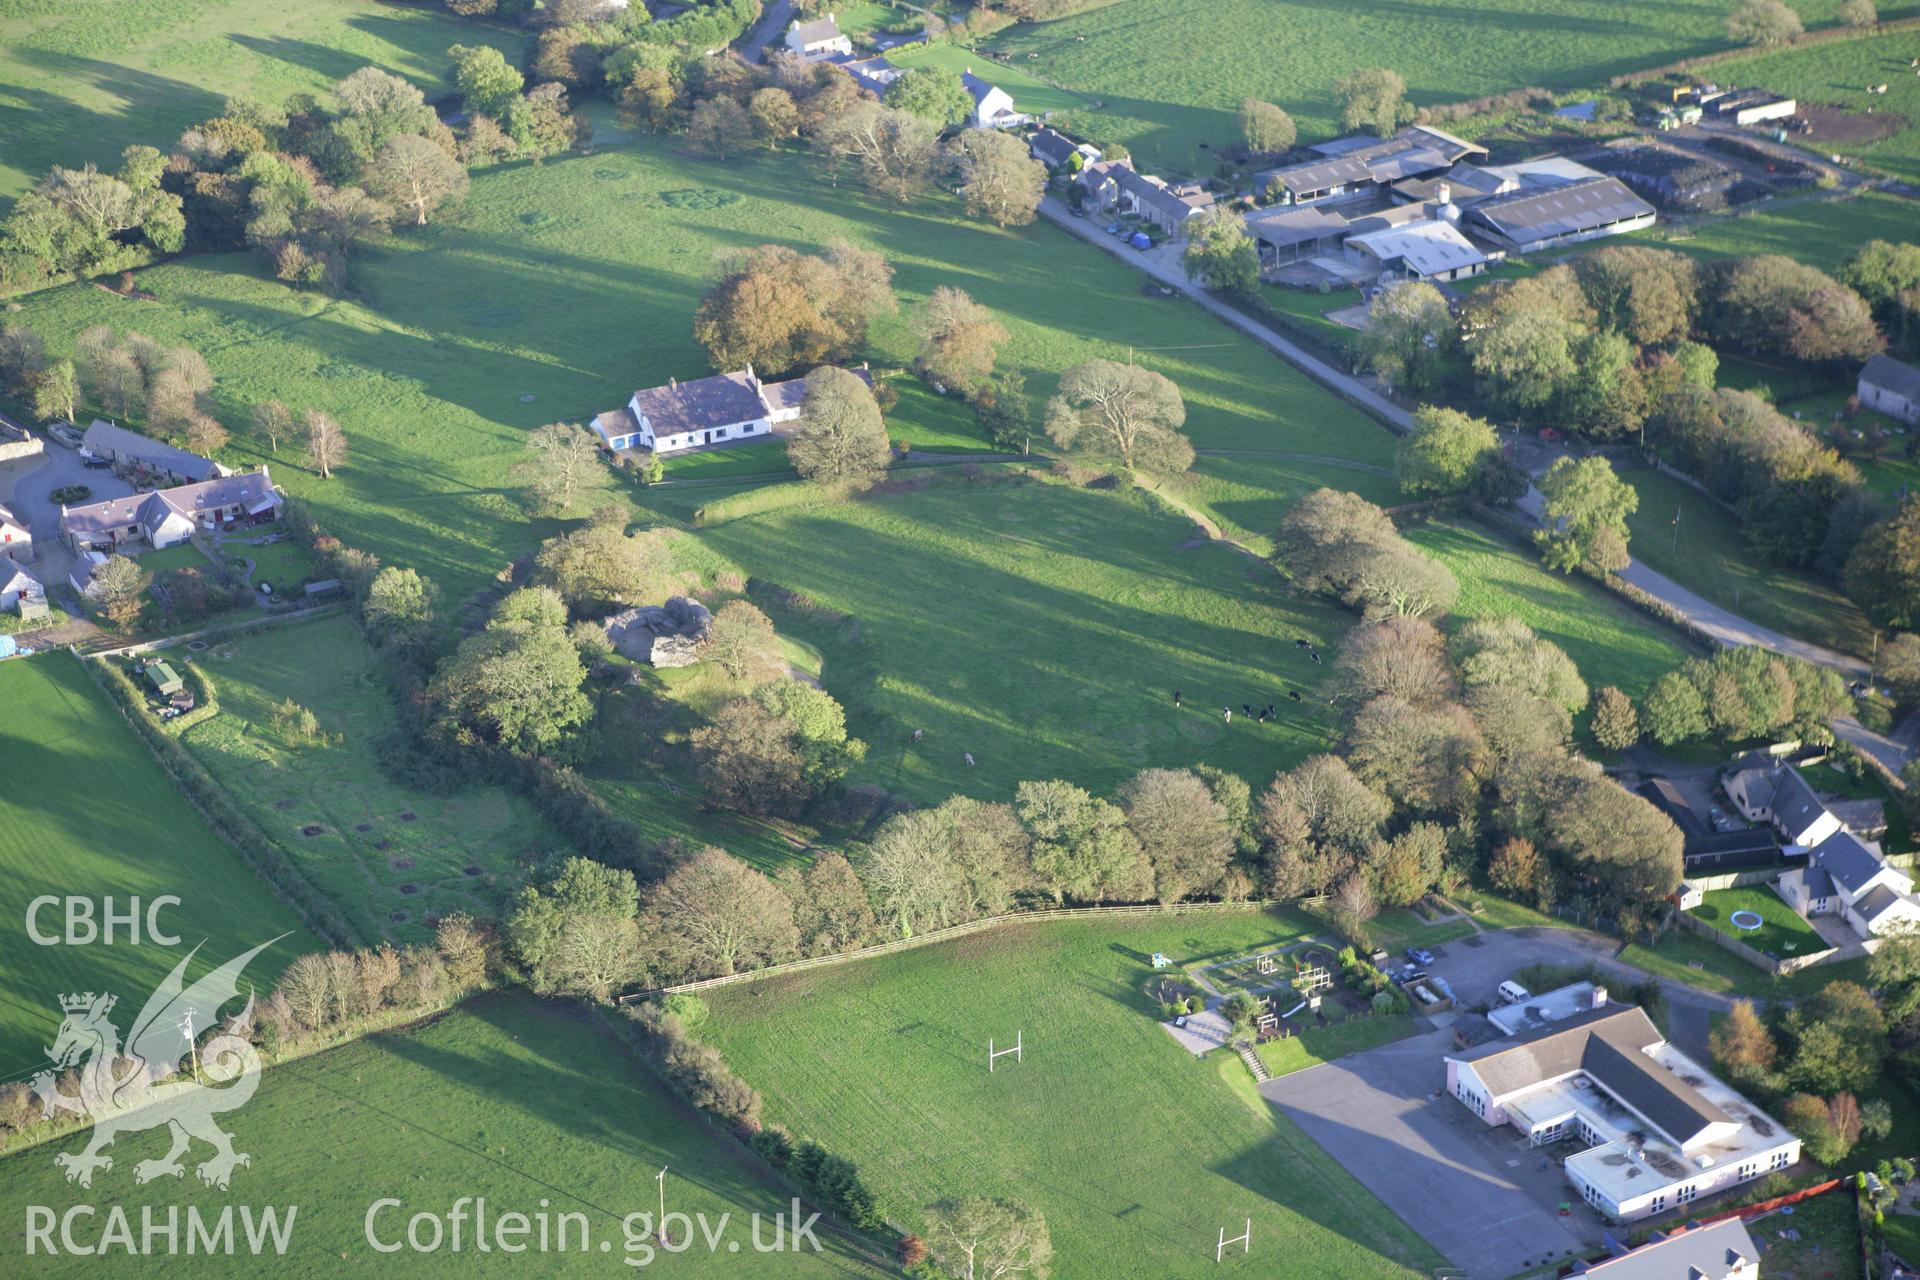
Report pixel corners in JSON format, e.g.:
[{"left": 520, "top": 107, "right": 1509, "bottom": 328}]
[{"left": 1496, "top": 980, "right": 1531, "bottom": 1006}]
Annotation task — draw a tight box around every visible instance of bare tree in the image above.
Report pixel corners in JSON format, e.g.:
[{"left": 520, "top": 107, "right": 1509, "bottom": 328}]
[
  {"left": 645, "top": 847, "right": 799, "bottom": 977},
  {"left": 700, "top": 600, "right": 782, "bottom": 682},
  {"left": 925, "top": 1197, "right": 1052, "bottom": 1280},
  {"left": 251, "top": 398, "right": 293, "bottom": 454},
  {"left": 1043, "top": 359, "right": 1190, "bottom": 472},
  {"left": 371, "top": 134, "right": 470, "bottom": 226},
  {"left": 181, "top": 412, "right": 229, "bottom": 456},
  {"left": 303, "top": 408, "right": 346, "bottom": 479},
  {"left": 517, "top": 421, "right": 609, "bottom": 513}
]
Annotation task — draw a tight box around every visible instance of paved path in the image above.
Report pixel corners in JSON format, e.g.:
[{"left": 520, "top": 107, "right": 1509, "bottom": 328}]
[
  {"left": 1042, "top": 199, "right": 1909, "bottom": 772},
  {"left": 737, "top": 0, "right": 794, "bottom": 64}
]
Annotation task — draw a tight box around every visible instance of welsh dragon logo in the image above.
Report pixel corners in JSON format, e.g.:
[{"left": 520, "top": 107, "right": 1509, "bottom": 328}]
[{"left": 32, "top": 938, "right": 283, "bottom": 1190}]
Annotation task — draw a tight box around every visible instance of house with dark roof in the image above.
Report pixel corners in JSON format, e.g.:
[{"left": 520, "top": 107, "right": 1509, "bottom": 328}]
[
  {"left": 1462, "top": 175, "right": 1656, "bottom": 252},
  {"left": 81, "top": 420, "right": 228, "bottom": 485},
  {"left": 1568, "top": 1218, "right": 1759, "bottom": 1279},
  {"left": 784, "top": 12, "right": 852, "bottom": 60},
  {"left": 1764, "top": 766, "right": 1842, "bottom": 849},
  {"left": 1784, "top": 829, "right": 1920, "bottom": 938},
  {"left": 589, "top": 366, "right": 874, "bottom": 456},
  {"left": 59, "top": 468, "right": 281, "bottom": 553},
  {"left": 1028, "top": 126, "right": 1098, "bottom": 170},
  {"left": 1859, "top": 353, "right": 1920, "bottom": 427},
  {"left": 1115, "top": 168, "right": 1212, "bottom": 237},
  {"left": 1446, "top": 990, "right": 1799, "bottom": 1223}
]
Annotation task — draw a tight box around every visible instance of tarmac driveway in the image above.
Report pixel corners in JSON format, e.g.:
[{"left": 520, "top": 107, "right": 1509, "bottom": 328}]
[
  {"left": 7, "top": 440, "right": 132, "bottom": 604},
  {"left": 1261, "top": 1027, "right": 1605, "bottom": 1279}
]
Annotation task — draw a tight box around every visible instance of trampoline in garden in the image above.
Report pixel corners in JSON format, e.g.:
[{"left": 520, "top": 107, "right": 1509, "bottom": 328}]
[{"left": 1729, "top": 910, "right": 1765, "bottom": 932}]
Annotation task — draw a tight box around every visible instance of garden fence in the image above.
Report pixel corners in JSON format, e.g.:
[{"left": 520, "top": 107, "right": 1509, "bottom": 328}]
[
  {"left": 1671, "top": 907, "right": 1837, "bottom": 976},
  {"left": 618, "top": 899, "right": 1303, "bottom": 1002}
]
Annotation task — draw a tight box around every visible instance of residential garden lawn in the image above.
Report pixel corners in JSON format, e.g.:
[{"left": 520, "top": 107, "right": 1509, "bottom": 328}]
[
  {"left": 0, "top": 0, "right": 523, "bottom": 205},
  {"left": 1254, "top": 1014, "right": 1422, "bottom": 1077},
  {"left": 0, "top": 653, "right": 318, "bottom": 1073},
  {"left": 230, "top": 536, "right": 315, "bottom": 589},
  {"left": 1642, "top": 191, "right": 1920, "bottom": 274},
  {"left": 1688, "top": 885, "right": 1829, "bottom": 961},
  {"left": 1403, "top": 517, "right": 1695, "bottom": 697},
  {"left": 887, "top": 42, "right": 1093, "bottom": 118},
  {"left": 692, "top": 469, "right": 1359, "bottom": 805},
  {"left": 1696, "top": 27, "right": 1920, "bottom": 183},
  {"left": 178, "top": 613, "right": 563, "bottom": 945},
  {"left": 6, "top": 133, "right": 1395, "bottom": 607},
  {"left": 985, "top": 0, "right": 1900, "bottom": 172},
  {"left": 1623, "top": 926, "right": 1872, "bottom": 999},
  {"left": 0, "top": 992, "right": 892, "bottom": 1277},
  {"left": 1258, "top": 284, "right": 1363, "bottom": 358},
  {"left": 130, "top": 541, "right": 211, "bottom": 575},
  {"left": 1886, "top": 1213, "right": 1920, "bottom": 1275},
  {"left": 1619, "top": 467, "right": 1875, "bottom": 657},
  {"left": 702, "top": 910, "right": 1443, "bottom": 1280},
  {"left": 1728, "top": 1183, "right": 1862, "bottom": 1279}
]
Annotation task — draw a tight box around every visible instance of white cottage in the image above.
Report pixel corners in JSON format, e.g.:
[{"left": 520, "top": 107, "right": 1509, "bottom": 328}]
[
  {"left": 0, "top": 500, "right": 30, "bottom": 561},
  {"left": 589, "top": 366, "right": 874, "bottom": 457},
  {"left": 784, "top": 13, "right": 853, "bottom": 61}
]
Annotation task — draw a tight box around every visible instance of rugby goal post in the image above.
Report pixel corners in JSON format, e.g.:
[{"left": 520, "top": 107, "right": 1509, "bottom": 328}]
[
  {"left": 1217, "top": 1218, "right": 1250, "bottom": 1262},
  {"left": 988, "top": 1031, "right": 1023, "bottom": 1072}
]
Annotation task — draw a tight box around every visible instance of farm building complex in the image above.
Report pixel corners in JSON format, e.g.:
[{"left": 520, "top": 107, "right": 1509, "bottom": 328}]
[{"left": 58, "top": 468, "right": 282, "bottom": 553}]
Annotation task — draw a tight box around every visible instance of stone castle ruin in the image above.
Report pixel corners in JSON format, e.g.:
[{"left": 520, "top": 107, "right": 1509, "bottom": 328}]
[{"left": 603, "top": 596, "right": 712, "bottom": 668}]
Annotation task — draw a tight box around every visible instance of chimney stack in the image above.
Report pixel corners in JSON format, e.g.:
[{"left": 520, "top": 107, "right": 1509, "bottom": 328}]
[
  {"left": 1436, "top": 182, "right": 1450, "bottom": 205},
  {"left": 1592, "top": 985, "right": 1608, "bottom": 1009}
]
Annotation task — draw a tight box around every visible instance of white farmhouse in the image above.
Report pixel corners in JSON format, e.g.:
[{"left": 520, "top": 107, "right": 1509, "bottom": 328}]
[
  {"left": 589, "top": 366, "right": 874, "bottom": 457},
  {"left": 961, "top": 68, "right": 1025, "bottom": 129},
  {"left": 0, "top": 499, "right": 30, "bottom": 561},
  {"left": 1858, "top": 353, "right": 1920, "bottom": 427},
  {"left": 1446, "top": 988, "right": 1799, "bottom": 1224},
  {"left": 785, "top": 13, "right": 852, "bottom": 61}
]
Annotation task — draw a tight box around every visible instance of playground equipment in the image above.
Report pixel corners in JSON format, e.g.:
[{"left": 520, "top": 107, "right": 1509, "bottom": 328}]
[
  {"left": 1151, "top": 952, "right": 1170, "bottom": 969},
  {"left": 1280, "top": 1000, "right": 1308, "bottom": 1019},
  {"left": 1255, "top": 953, "right": 1277, "bottom": 976},
  {"left": 1729, "top": 910, "right": 1765, "bottom": 932}
]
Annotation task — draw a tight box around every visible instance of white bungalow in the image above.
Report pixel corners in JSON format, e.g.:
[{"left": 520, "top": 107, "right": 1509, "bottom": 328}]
[{"left": 785, "top": 13, "right": 852, "bottom": 61}]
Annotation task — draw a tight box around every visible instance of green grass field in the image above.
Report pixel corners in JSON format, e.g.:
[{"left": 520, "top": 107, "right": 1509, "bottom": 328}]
[
  {"left": 986, "top": 0, "right": 1899, "bottom": 172},
  {"left": 702, "top": 910, "right": 1443, "bottom": 1279},
  {"left": 231, "top": 537, "right": 316, "bottom": 589},
  {"left": 0, "top": 0, "right": 523, "bottom": 206},
  {"left": 1403, "top": 518, "right": 1695, "bottom": 696},
  {"left": 889, "top": 42, "right": 1092, "bottom": 118},
  {"left": 179, "top": 614, "right": 561, "bottom": 944},
  {"left": 1253, "top": 1013, "right": 1421, "bottom": 1077},
  {"left": 0, "top": 992, "right": 892, "bottom": 1276},
  {"left": 6, "top": 133, "right": 1396, "bottom": 605},
  {"left": 1643, "top": 191, "right": 1920, "bottom": 274},
  {"left": 0, "top": 654, "right": 318, "bottom": 1077},
  {"left": 1688, "top": 885, "right": 1829, "bottom": 960},
  {"left": 693, "top": 471, "right": 1355, "bottom": 804},
  {"left": 1620, "top": 468, "right": 1874, "bottom": 657}
]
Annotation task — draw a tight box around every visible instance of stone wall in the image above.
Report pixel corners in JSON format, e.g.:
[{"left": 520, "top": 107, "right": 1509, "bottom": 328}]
[{"left": 0, "top": 437, "right": 45, "bottom": 464}]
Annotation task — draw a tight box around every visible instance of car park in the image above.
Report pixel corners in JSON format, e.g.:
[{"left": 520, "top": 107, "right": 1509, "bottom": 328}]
[{"left": 1405, "top": 946, "right": 1435, "bottom": 966}]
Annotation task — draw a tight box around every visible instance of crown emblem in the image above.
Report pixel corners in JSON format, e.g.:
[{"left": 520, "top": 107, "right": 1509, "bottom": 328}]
[{"left": 60, "top": 992, "right": 115, "bottom": 1015}]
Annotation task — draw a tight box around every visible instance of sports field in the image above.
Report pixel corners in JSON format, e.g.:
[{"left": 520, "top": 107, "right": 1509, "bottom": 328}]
[
  {"left": 987, "top": 0, "right": 1893, "bottom": 171},
  {"left": 0, "top": 654, "right": 318, "bottom": 1080},
  {"left": 0, "top": 0, "right": 520, "bottom": 206},
  {"left": 179, "top": 613, "right": 559, "bottom": 945},
  {"left": 702, "top": 909, "right": 1445, "bottom": 1279},
  {"left": 0, "top": 992, "right": 891, "bottom": 1276},
  {"left": 6, "top": 135, "right": 1395, "bottom": 605}
]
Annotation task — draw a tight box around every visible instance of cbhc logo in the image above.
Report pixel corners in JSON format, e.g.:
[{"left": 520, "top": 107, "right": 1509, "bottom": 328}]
[{"left": 26, "top": 896, "right": 182, "bottom": 946}]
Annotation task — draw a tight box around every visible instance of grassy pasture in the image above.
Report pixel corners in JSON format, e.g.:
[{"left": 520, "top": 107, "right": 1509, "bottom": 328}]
[
  {"left": 1619, "top": 468, "right": 1875, "bottom": 657},
  {"left": 986, "top": 0, "right": 1896, "bottom": 172},
  {"left": 0, "top": 0, "right": 522, "bottom": 206},
  {"left": 0, "top": 654, "right": 318, "bottom": 1077},
  {"left": 0, "top": 992, "right": 892, "bottom": 1277},
  {"left": 6, "top": 135, "right": 1396, "bottom": 605},
  {"left": 702, "top": 909, "right": 1443, "bottom": 1279},
  {"left": 179, "top": 613, "right": 561, "bottom": 944},
  {"left": 1402, "top": 518, "right": 1693, "bottom": 696},
  {"left": 1643, "top": 191, "right": 1919, "bottom": 274},
  {"left": 694, "top": 471, "right": 1356, "bottom": 805}
]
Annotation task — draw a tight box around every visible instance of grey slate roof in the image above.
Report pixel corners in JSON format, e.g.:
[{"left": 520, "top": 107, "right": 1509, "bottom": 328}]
[
  {"left": 1464, "top": 175, "right": 1654, "bottom": 246},
  {"left": 1028, "top": 127, "right": 1078, "bottom": 167},
  {"left": 633, "top": 372, "right": 768, "bottom": 436},
  {"left": 1781, "top": 862, "right": 1836, "bottom": 901},
  {"left": 1771, "top": 766, "right": 1828, "bottom": 839},
  {"left": 1636, "top": 779, "right": 1705, "bottom": 838},
  {"left": 1853, "top": 883, "right": 1907, "bottom": 924},
  {"left": 1573, "top": 1219, "right": 1759, "bottom": 1279},
  {"left": 60, "top": 469, "right": 279, "bottom": 540},
  {"left": 788, "top": 16, "right": 843, "bottom": 44},
  {"left": 1807, "top": 829, "right": 1888, "bottom": 896},
  {"left": 82, "top": 420, "right": 224, "bottom": 482},
  {"left": 1725, "top": 764, "right": 1777, "bottom": 812},
  {"left": 1861, "top": 353, "right": 1920, "bottom": 403},
  {"left": 760, "top": 365, "right": 873, "bottom": 415},
  {"left": 1454, "top": 1003, "right": 1733, "bottom": 1148},
  {"left": 1454, "top": 1004, "right": 1660, "bottom": 1096}
]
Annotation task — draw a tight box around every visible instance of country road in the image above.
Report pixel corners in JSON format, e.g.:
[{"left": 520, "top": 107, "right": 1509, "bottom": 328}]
[{"left": 1037, "top": 197, "right": 1909, "bottom": 773}]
